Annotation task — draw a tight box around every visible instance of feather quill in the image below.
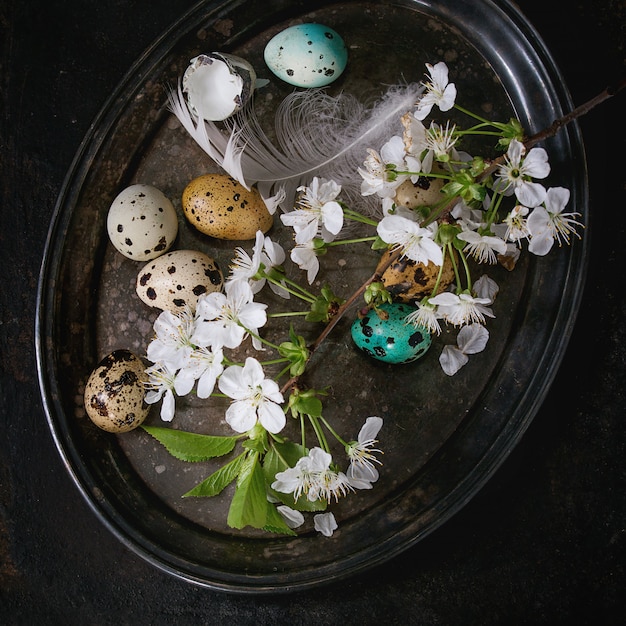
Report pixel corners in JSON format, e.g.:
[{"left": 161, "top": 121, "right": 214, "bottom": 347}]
[{"left": 168, "top": 82, "right": 424, "bottom": 212}]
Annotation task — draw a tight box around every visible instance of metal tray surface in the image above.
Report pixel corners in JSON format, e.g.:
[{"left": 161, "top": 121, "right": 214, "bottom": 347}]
[{"left": 36, "top": 0, "right": 588, "bottom": 593}]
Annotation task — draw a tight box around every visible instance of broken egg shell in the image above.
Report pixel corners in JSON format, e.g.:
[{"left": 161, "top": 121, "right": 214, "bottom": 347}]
[
  {"left": 182, "top": 173, "right": 273, "bottom": 240},
  {"left": 183, "top": 52, "right": 257, "bottom": 122},
  {"left": 351, "top": 303, "right": 432, "bottom": 364},
  {"left": 106, "top": 184, "right": 178, "bottom": 261},
  {"left": 263, "top": 23, "right": 348, "bottom": 88},
  {"left": 377, "top": 249, "right": 456, "bottom": 304},
  {"left": 136, "top": 249, "right": 224, "bottom": 313},
  {"left": 84, "top": 349, "right": 150, "bottom": 433}
]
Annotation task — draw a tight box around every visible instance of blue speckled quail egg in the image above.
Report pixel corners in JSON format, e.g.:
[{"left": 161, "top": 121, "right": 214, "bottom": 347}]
[
  {"left": 264, "top": 23, "right": 348, "bottom": 88},
  {"left": 183, "top": 52, "right": 257, "bottom": 122},
  {"left": 136, "top": 249, "right": 224, "bottom": 313},
  {"left": 84, "top": 349, "right": 150, "bottom": 433},
  {"left": 351, "top": 303, "right": 432, "bottom": 364},
  {"left": 107, "top": 184, "right": 178, "bottom": 261}
]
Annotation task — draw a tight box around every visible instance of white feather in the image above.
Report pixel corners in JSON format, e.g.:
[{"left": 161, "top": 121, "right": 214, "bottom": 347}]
[{"left": 168, "top": 82, "right": 424, "bottom": 211}]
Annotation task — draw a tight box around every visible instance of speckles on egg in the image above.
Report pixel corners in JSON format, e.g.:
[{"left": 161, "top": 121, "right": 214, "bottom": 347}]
[
  {"left": 84, "top": 349, "right": 150, "bottom": 433},
  {"left": 107, "top": 184, "right": 178, "bottom": 261},
  {"left": 136, "top": 249, "right": 223, "bottom": 313},
  {"left": 182, "top": 173, "right": 273, "bottom": 240},
  {"left": 376, "top": 249, "right": 456, "bottom": 304},
  {"left": 351, "top": 303, "right": 432, "bottom": 364},
  {"left": 263, "top": 23, "right": 348, "bottom": 88}
]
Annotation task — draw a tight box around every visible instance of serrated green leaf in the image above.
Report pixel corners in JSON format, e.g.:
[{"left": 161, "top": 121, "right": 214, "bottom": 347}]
[
  {"left": 142, "top": 425, "right": 237, "bottom": 462},
  {"left": 263, "top": 504, "right": 297, "bottom": 536},
  {"left": 183, "top": 452, "right": 247, "bottom": 497},
  {"left": 227, "top": 452, "right": 268, "bottom": 530}
]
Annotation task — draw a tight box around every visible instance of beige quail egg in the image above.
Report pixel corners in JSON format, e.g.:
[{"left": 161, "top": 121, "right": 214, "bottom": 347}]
[
  {"left": 393, "top": 176, "right": 445, "bottom": 210},
  {"left": 84, "top": 350, "right": 150, "bottom": 433},
  {"left": 182, "top": 173, "right": 273, "bottom": 240},
  {"left": 136, "top": 249, "right": 224, "bottom": 313},
  {"left": 107, "top": 184, "right": 178, "bottom": 261}
]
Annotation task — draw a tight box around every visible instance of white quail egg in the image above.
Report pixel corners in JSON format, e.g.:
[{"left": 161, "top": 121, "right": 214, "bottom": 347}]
[{"left": 107, "top": 184, "right": 178, "bottom": 261}]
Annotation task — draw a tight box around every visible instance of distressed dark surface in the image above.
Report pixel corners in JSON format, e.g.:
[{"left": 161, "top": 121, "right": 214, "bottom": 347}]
[{"left": 1, "top": 0, "right": 625, "bottom": 623}]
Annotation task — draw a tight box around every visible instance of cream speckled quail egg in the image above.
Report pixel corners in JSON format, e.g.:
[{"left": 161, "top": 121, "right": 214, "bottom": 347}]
[
  {"left": 107, "top": 184, "right": 178, "bottom": 261},
  {"left": 393, "top": 176, "right": 445, "bottom": 209},
  {"left": 182, "top": 173, "right": 273, "bottom": 240},
  {"left": 136, "top": 249, "right": 224, "bottom": 313},
  {"left": 183, "top": 52, "right": 257, "bottom": 122},
  {"left": 84, "top": 349, "right": 150, "bottom": 433}
]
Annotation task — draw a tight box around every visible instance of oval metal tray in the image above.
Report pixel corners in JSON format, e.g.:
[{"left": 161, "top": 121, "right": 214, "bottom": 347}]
[{"left": 36, "top": 0, "right": 588, "bottom": 593}]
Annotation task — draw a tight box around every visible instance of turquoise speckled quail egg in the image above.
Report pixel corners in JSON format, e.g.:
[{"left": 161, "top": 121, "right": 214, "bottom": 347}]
[
  {"left": 263, "top": 23, "right": 348, "bottom": 88},
  {"left": 136, "top": 249, "right": 224, "bottom": 313},
  {"left": 183, "top": 52, "right": 257, "bottom": 122},
  {"left": 351, "top": 303, "right": 432, "bottom": 364},
  {"left": 107, "top": 184, "right": 178, "bottom": 261},
  {"left": 84, "top": 349, "right": 150, "bottom": 433}
]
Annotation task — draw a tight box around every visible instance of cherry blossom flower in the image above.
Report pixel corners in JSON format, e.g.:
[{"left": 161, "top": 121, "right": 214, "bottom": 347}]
[
  {"left": 457, "top": 229, "right": 508, "bottom": 264},
  {"left": 175, "top": 346, "right": 224, "bottom": 398},
  {"left": 494, "top": 139, "right": 550, "bottom": 207},
  {"left": 192, "top": 280, "right": 267, "bottom": 350},
  {"left": 290, "top": 240, "right": 321, "bottom": 284},
  {"left": 429, "top": 291, "right": 494, "bottom": 326},
  {"left": 527, "top": 186, "right": 582, "bottom": 256},
  {"left": 314, "top": 512, "right": 338, "bottom": 537},
  {"left": 439, "top": 323, "right": 490, "bottom": 376},
  {"left": 271, "top": 447, "right": 332, "bottom": 501},
  {"left": 503, "top": 205, "right": 531, "bottom": 243},
  {"left": 146, "top": 308, "right": 195, "bottom": 371},
  {"left": 405, "top": 298, "right": 442, "bottom": 335},
  {"left": 414, "top": 61, "right": 457, "bottom": 120},
  {"left": 144, "top": 363, "right": 178, "bottom": 422},
  {"left": 280, "top": 177, "right": 344, "bottom": 243},
  {"left": 217, "top": 357, "right": 285, "bottom": 434},
  {"left": 377, "top": 214, "right": 443, "bottom": 266},
  {"left": 358, "top": 136, "right": 409, "bottom": 198},
  {"left": 228, "top": 231, "right": 289, "bottom": 298},
  {"left": 346, "top": 416, "right": 383, "bottom": 487}
]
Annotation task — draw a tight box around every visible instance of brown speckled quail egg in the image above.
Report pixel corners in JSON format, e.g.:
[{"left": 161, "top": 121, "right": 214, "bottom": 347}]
[
  {"left": 107, "top": 184, "right": 178, "bottom": 261},
  {"left": 136, "top": 249, "right": 224, "bottom": 313},
  {"left": 376, "top": 248, "right": 456, "bottom": 303},
  {"left": 84, "top": 349, "right": 149, "bottom": 433},
  {"left": 182, "top": 173, "right": 273, "bottom": 240}
]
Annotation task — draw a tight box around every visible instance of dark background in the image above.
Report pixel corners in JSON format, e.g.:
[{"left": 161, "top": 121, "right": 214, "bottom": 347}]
[{"left": 1, "top": 0, "right": 625, "bottom": 623}]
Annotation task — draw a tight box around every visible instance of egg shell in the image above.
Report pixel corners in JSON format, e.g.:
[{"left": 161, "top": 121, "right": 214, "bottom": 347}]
[
  {"left": 107, "top": 184, "right": 178, "bottom": 261},
  {"left": 377, "top": 249, "right": 456, "bottom": 303},
  {"left": 182, "top": 174, "right": 273, "bottom": 240},
  {"left": 351, "top": 303, "right": 432, "bottom": 364},
  {"left": 84, "top": 350, "right": 150, "bottom": 433},
  {"left": 263, "top": 23, "right": 348, "bottom": 88},
  {"left": 136, "top": 249, "right": 223, "bottom": 313}
]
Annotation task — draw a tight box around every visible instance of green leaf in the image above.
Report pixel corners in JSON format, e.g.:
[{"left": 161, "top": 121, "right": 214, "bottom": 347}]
[
  {"left": 263, "top": 504, "right": 297, "bottom": 536},
  {"left": 183, "top": 452, "right": 247, "bottom": 497},
  {"left": 227, "top": 452, "right": 268, "bottom": 530},
  {"left": 142, "top": 425, "right": 237, "bottom": 462}
]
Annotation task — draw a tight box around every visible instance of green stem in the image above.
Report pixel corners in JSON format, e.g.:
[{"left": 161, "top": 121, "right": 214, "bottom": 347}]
[
  {"left": 454, "top": 103, "right": 491, "bottom": 124},
  {"left": 326, "top": 236, "right": 378, "bottom": 247},
  {"left": 319, "top": 416, "right": 349, "bottom": 448},
  {"left": 263, "top": 273, "right": 316, "bottom": 303},
  {"left": 343, "top": 208, "right": 379, "bottom": 226},
  {"left": 268, "top": 311, "right": 309, "bottom": 318}
]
